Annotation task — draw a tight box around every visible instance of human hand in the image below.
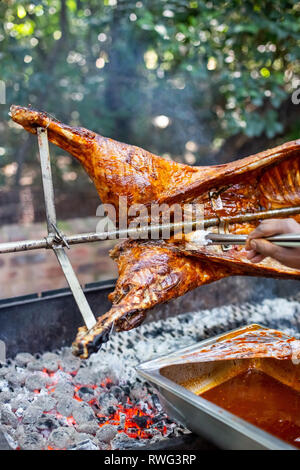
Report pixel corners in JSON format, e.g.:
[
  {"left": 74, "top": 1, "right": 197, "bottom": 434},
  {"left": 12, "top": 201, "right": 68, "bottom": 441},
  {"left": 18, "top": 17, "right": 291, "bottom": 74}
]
[{"left": 245, "top": 218, "right": 300, "bottom": 269}]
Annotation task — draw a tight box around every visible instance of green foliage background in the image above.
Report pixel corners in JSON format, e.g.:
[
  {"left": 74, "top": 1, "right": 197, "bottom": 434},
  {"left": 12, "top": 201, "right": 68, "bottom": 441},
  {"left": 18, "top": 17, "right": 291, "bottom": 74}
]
[{"left": 0, "top": 0, "right": 299, "bottom": 218}]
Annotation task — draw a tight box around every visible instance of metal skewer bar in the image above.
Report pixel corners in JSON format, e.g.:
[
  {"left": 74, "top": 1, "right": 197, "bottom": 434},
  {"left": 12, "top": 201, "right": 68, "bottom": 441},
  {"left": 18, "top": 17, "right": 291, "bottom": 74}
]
[
  {"left": 207, "top": 233, "right": 300, "bottom": 247},
  {"left": 37, "top": 128, "right": 97, "bottom": 331},
  {"left": 1, "top": 205, "right": 300, "bottom": 254}
]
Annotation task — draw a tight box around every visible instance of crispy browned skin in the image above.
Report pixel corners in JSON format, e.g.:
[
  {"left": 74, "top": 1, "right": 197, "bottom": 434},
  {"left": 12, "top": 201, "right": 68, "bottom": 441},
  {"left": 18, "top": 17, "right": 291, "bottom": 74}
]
[{"left": 10, "top": 105, "right": 300, "bottom": 358}]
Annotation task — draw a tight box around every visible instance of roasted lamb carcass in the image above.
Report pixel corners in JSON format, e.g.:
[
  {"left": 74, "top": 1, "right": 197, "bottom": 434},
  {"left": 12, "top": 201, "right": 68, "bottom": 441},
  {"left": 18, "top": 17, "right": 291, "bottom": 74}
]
[{"left": 10, "top": 105, "right": 300, "bottom": 358}]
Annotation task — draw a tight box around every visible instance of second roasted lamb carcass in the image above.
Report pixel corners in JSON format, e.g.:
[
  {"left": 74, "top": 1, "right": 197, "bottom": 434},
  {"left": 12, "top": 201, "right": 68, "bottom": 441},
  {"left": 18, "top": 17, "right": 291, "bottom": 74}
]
[{"left": 10, "top": 105, "right": 300, "bottom": 358}]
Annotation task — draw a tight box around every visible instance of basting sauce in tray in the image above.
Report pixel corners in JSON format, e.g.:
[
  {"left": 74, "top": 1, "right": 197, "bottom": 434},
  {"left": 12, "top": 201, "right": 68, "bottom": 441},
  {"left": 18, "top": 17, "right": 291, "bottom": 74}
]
[{"left": 201, "top": 368, "right": 300, "bottom": 449}]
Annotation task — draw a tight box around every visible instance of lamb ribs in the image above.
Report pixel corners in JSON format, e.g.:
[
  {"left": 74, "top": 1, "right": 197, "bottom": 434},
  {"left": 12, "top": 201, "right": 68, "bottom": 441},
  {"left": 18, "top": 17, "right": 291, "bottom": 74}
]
[{"left": 10, "top": 105, "right": 300, "bottom": 358}]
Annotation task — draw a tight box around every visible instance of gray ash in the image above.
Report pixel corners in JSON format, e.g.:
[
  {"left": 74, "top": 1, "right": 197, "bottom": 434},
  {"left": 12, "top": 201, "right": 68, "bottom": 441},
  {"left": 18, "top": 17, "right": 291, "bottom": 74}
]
[
  {"left": 0, "top": 350, "right": 180, "bottom": 450},
  {"left": 0, "top": 329, "right": 190, "bottom": 450}
]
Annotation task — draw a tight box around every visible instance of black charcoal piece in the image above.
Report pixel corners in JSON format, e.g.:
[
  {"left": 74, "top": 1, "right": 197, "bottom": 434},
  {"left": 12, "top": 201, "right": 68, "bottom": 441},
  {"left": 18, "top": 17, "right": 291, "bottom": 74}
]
[
  {"left": 18, "top": 430, "right": 45, "bottom": 450},
  {"left": 56, "top": 396, "right": 78, "bottom": 417},
  {"left": 111, "top": 432, "right": 145, "bottom": 450},
  {"left": 33, "top": 395, "right": 56, "bottom": 412},
  {"left": 26, "top": 361, "right": 44, "bottom": 372},
  {"left": 22, "top": 405, "right": 43, "bottom": 425},
  {"left": 5, "top": 371, "right": 26, "bottom": 387},
  {"left": 68, "top": 439, "right": 99, "bottom": 451},
  {"left": 62, "top": 358, "right": 81, "bottom": 374},
  {"left": 96, "top": 424, "right": 117, "bottom": 444},
  {"left": 48, "top": 427, "right": 75, "bottom": 449},
  {"left": 0, "top": 407, "right": 18, "bottom": 427},
  {"left": 0, "top": 430, "right": 11, "bottom": 450},
  {"left": 0, "top": 391, "right": 13, "bottom": 404},
  {"left": 76, "top": 386, "right": 95, "bottom": 402},
  {"left": 25, "top": 373, "right": 48, "bottom": 392},
  {"left": 76, "top": 422, "right": 99, "bottom": 435},
  {"left": 15, "top": 353, "right": 34, "bottom": 367},
  {"left": 72, "top": 402, "right": 96, "bottom": 424},
  {"left": 36, "top": 415, "right": 60, "bottom": 431}
]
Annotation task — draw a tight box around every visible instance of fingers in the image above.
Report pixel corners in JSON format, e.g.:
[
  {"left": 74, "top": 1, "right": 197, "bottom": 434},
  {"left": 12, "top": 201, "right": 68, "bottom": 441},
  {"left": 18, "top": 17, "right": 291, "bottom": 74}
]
[
  {"left": 246, "top": 249, "right": 265, "bottom": 264},
  {"left": 244, "top": 218, "right": 300, "bottom": 268},
  {"left": 247, "top": 238, "right": 300, "bottom": 269},
  {"left": 246, "top": 218, "right": 300, "bottom": 250},
  {"left": 248, "top": 239, "right": 279, "bottom": 260}
]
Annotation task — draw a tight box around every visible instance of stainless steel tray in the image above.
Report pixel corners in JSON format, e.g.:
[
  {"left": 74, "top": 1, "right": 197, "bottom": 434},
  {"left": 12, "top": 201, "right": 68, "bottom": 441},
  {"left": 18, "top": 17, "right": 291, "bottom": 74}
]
[{"left": 136, "top": 324, "right": 298, "bottom": 450}]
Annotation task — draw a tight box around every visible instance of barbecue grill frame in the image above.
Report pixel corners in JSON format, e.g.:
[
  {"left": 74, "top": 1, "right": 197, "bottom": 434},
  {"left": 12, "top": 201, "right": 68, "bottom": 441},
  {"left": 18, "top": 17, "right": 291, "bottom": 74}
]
[
  {"left": 0, "top": 279, "right": 115, "bottom": 358},
  {"left": 136, "top": 324, "right": 298, "bottom": 450}
]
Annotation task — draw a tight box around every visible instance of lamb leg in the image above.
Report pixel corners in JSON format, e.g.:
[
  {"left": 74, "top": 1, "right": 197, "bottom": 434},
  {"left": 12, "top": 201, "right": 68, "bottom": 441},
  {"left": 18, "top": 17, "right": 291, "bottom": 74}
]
[{"left": 72, "top": 240, "right": 236, "bottom": 358}]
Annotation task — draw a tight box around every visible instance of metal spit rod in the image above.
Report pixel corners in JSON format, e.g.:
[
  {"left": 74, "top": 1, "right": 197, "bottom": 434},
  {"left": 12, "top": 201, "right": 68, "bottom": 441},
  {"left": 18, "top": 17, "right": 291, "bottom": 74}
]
[
  {"left": 1, "top": 205, "right": 300, "bottom": 255},
  {"left": 37, "top": 128, "right": 97, "bottom": 331},
  {"left": 207, "top": 233, "right": 300, "bottom": 247}
]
